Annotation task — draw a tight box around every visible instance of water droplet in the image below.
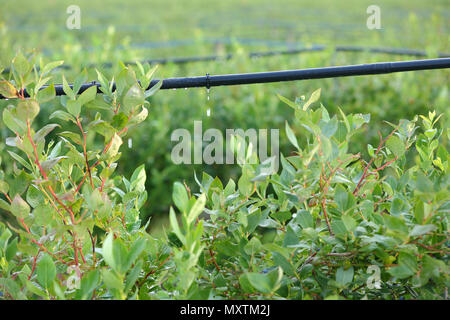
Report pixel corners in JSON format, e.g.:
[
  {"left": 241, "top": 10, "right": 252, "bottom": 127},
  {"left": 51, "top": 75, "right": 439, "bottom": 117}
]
[{"left": 206, "top": 108, "right": 211, "bottom": 117}]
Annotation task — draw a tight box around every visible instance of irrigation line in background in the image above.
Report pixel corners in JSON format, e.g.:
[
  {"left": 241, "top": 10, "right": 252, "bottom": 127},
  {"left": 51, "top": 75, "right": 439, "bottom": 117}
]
[
  {"left": 2, "top": 45, "right": 449, "bottom": 75},
  {"left": 106, "top": 45, "right": 450, "bottom": 67},
  {"left": 2, "top": 58, "right": 449, "bottom": 99}
]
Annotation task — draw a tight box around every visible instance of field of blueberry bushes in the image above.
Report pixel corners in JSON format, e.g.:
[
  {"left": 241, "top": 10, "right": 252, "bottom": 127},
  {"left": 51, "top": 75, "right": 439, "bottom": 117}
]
[{"left": 0, "top": 0, "right": 448, "bottom": 300}]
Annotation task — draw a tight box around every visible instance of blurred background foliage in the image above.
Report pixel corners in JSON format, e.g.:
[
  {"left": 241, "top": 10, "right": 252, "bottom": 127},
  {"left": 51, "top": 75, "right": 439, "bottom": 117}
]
[{"left": 0, "top": 0, "right": 448, "bottom": 232}]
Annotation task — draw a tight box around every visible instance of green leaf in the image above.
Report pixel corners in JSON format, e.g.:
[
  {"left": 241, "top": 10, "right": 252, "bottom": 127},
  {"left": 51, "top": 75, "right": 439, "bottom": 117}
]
[
  {"left": 338, "top": 107, "right": 351, "bottom": 133},
  {"left": 0, "top": 198, "right": 11, "bottom": 211},
  {"left": 78, "top": 85, "right": 97, "bottom": 106},
  {"left": 125, "top": 260, "right": 143, "bottom": 293},
  {"left": 386, "top": 135, "right": 406, "bottom": 158},
  {"left": 33, "top": 203, "right": 55, "bottom": 226},
  {"left": 102, "top": 233, "right": 115, "bottom": 270},
  {"left": 25, "top": 280, "right": 47, "bottom": 298},
  {"left": 105, "top": 134, "right": 123, "bottom": 159},
  {"left": 295, "top": 210, "right": 314, "bottom": 229},
  {"left": 41, "top": 156, "right": 68, "bottom": 174},
  {"left": 62, "top": 75, "right": 74, "bottom": 99},
  {"left": 95, "top": 69, "right": 111, "bottom": 95},
  {"left": 169, "top": 207, "right": 185, "bottom": 245},
  {"left": 36, "top": 84, "right": 55, "bottom": 103},
  {"left": 336, "top": 266, "right": 354, "bottom": 286},
  {"left": 123, "top": 84, "right": 145, "bottom": 112},
  {"left": 144, "top": 80, "right": 162, "bottom": 98},
  {"left": 101, "top": 269, "right": 123, "bottom": 292},
  {"left": 187, "top": 194, "right": 206, "bottom": 225},
  {"left": 173, "top": 182, "right": 189, "bottom": 213},
  {"left": 13, "top": 52, "right": 31, "bottom": 75},
  {"left": 16, "top": 99, "right": 40, "bottom": 122},
  {"left": 49, "top": 110, "right": 75, "bottom": 122},
  {"left": 26, "top": 185, "right": 44, "bottom": 208},
  {"left": 73, "top": 70, "right": 88, "bottom": 94},
  {"left": 0, "top": 228, "right": 12, "bottom": 252},
  {"left": 36, "top": 254, "right": 56, "bottom": 289},
  {"left": 384, "top": 215, "right": 408, "bottom": 235},
  {"left": 285, "top": 121, "right": 300, "bottom": 150},
  {"left": 271, "top": 211, "right": 292, "bottom": 223},
  {"left": 89, "top": 120, "right": 116, "bottom": 140},
  {"left": 34, "top": 124, "right": 60, "bottom": 143},
  {"left": 0, "top": 81, "right": 17, "bottom": 98},
  {"left": 6, "top": 237, "right": 18, "bottom": 260},
  {"left": 409, "top": 224, "right": 437, "bottom": 237},
  {"left": 244, "top": 237, "right": 262, "bottom": 255},
  {"left": 41, "top": 60, "right": 64, "bottom": 76},
  {"left": 111, "top": 113, "right": 128, "bottom": 130},
  {"left": 128, "top": 106, "right": 148, "bottom": 125},
  {"left": 239, "top": 273, "right": 256, "bottom": 293},
  {"left": 277, "top": 94, "right": 297, "bottom": 109},
  {"left": 130, "top": 164, "right": 146, "bottom": 192},
  {"left": 11, "top": 194, "right": 30, "bottom": 219},
  {"left": 321, "top": 117, "right": 338, "bottom": 138},
  {"left": 8, "top": 151, "right": 32, "bottom": 171},
  {"left": 58, "top": 131, "right": 82, "bottom": 145},
  {"left": 342, "top": 214, "right": 356, "bottom": 232},
  {"left": 334, "top": 185, "right": 354, "bottom": 212},
  {"left": 126, "top": 238, "right": 147, "bottom": 270},
  {"left": 238, "top": 166, "right": 253, "bottom": 196},
  {"left": 246, "top": 267, "right": 283, "bottom": 294},
  {"left": 283, "top": 225, "right": 299, "bottom": 247},
  {"left": 77, "top": 270, "right": 100, "bottom": 300},
  {"left": 303, "top": 88, "right": 321, "bottom": 111},
  {"left": 3, "top": 108, "right": 25, "bottom": 133},
  {"left": 102, "top": 233, "right": 128, "bottom": 274},
  {"left": 66, "top": 100, "right": 81, "bottom": 118},
  {"left": 388, "top": 253, "right": 418, "bottom": 279},
  {"left": 272, "top": 251, "right": 295, "bottom": 276},
  {"left": 0, "top": 180, "right": 9, "bottom": 194}
]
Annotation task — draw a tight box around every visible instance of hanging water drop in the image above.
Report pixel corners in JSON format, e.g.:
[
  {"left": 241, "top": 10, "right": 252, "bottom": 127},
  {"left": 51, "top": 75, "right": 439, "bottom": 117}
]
[{"left": 206, "top": 108, "right": 211, "bottom": 117}]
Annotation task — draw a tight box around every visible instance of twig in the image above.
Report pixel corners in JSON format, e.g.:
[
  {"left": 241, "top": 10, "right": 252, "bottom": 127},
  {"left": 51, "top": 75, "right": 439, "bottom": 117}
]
[
  {"left": 76, "top": 117, "right": 95, "bottom": 190},
  {"left": 28, "top": 249, "right": 42, "bottom": 280},
  {"left": 353, "top": 127, "right": 399, "bottom": 195}
]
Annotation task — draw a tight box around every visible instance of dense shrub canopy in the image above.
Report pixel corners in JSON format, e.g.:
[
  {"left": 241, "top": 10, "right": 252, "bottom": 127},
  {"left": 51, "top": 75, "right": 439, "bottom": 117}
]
[{"left": 0, "top": 55, "right": 448, "bottom": 299}]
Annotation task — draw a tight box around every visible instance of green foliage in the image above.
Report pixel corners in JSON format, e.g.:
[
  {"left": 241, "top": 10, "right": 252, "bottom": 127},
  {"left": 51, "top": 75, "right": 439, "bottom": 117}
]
[
  {"left": 0, "top": 54, "right": 164, "bottom": 299},
  {"left": 162, "top": 92, "right": 448, "bottom": 300},
  {"left": 0, "top": 54, "right": 448, "bottom": 300}
]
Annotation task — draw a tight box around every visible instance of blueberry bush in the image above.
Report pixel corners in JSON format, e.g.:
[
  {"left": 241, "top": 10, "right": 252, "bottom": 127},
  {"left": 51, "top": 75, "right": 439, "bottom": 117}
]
[{"left": 0, "top": 55, "right": 448, "bottom": 300}]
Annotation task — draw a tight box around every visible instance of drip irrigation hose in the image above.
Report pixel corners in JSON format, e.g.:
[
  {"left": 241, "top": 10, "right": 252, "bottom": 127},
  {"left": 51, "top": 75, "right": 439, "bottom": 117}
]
[{"left": 1, "top": 58, "right": 449, "bottom": 99}]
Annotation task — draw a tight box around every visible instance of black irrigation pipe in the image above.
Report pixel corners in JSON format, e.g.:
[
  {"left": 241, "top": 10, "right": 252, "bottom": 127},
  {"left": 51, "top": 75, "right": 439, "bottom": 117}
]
[
  {"left": 132, "top": 45, "right": 449, "bottom": 66},
  {"left": 2, "top": 58, "right": 449, "bottom": 99}
]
